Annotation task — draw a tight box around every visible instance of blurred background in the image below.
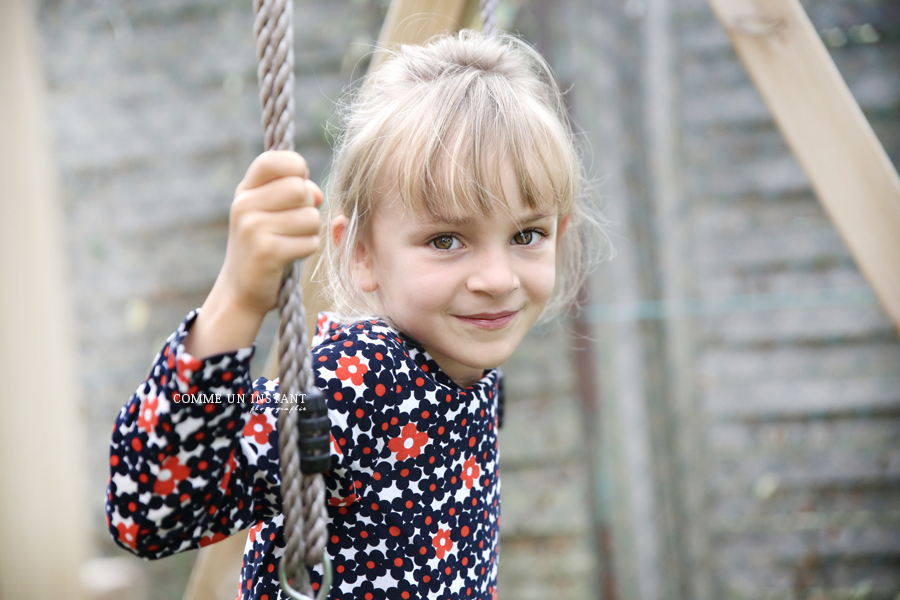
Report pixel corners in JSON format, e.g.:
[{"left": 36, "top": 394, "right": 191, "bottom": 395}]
[{"left": 1, "top": 0, "right": 899, "bottom": 599}]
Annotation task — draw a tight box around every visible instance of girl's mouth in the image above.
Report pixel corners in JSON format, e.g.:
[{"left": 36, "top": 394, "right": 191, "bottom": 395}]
[{"left": 454, "top": 311, "right": 518, "bottom": 330}]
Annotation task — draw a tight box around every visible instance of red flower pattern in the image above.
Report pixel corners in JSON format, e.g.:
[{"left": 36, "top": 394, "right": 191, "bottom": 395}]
[
  {"left": 153, "top": 455, "right": 191, "bottom": 495},
  {"left": 219, "top": 449, "right": 237, "bottom": 492},
  {"left": 461, "top": 456, "right": 481, "bottom": 490},
  {"left": 137, "top": 396, "right": 158, "bottom": 434},
  {"left": 108, "top": 311, "right": 501, "bottom": 599},
  {"left": 117, "top": 521, "right": 140, "bottom": 550},
  {"left": 387, "top": 423, "right": 429, "bottom": 461},
  {"left": 176, "top": 354, "right": 203, "bottom": 383},
  {"left": 328, "top": 493, "right": 358, "bottom": 507},
  {"left": 248, "top": 520, "right": 265, "bottom": 543},
  {"left": 335, "top": 355, "right": 368, "bottom": 386},
  {"left": 432, "top": 528, "right": 452, "bottom": 559},
  {"left": 243, "top": 413, "right": 273, "bottom": 445}
]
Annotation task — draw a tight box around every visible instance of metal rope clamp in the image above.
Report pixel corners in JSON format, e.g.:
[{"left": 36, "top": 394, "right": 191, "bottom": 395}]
[
  {"left": 278, "top": 386, "right": 333, "bottom": 600},
  {"left": 296, "top": 388, "right": 332, "bottom": 474}
]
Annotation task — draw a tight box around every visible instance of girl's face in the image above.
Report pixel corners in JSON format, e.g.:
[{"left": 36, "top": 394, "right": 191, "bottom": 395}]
[{"left": 348, "top": 167, "right": 565, "bottom": 388}]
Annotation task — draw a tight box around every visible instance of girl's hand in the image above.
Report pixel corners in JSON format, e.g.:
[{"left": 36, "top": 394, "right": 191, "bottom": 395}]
[
  {"left": 223, "top": 151, "right": 323, "bottom": 315},
  {"left": 184, "top": 151, "right": 323, "bottom": 359}
]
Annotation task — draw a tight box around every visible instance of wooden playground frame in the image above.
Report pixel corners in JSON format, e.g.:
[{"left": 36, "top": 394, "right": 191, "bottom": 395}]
[{"left": 1, "top": 0, "right": 897, "bottom": 598}]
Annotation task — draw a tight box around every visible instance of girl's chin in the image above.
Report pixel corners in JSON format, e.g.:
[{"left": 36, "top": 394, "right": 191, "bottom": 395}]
[{"left": 442, "top": 347, "right": 515, "bottom": 375}]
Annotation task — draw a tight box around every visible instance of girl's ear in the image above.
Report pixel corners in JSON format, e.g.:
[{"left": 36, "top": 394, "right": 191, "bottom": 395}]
[
  {"left": 333, "top": 215, "right": 379, "bottom": 293},
  {"left": 354, "top": 241, "right": 379, "bottom": 293},
  {"left": 331, "top": 215, "right": 347, "bottom": 247}
]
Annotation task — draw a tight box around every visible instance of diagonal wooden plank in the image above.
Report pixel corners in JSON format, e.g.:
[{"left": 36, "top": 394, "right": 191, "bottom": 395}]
[
  {"left": 705, "top": 0, "right": 900, "bottom": 332},
  {"left": 181, "top": 530, "right": 246, "bottom": 600},
  {"left": 370, "top": 0, "right": 481, "bottom": 71}
]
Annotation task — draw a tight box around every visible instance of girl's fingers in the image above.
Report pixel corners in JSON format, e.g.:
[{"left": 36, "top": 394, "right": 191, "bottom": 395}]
[
  {"left": 236, "top": 151, "right": 309, "bottom": 193},
  {"left": 259, "top": 206, "right": 322, "bottom": 237},
  {"left": 268, "top": 232, "right": 321, "bottom": 263},
  {"left": 234, "top": 176, "right": 321, "bottom": 213},
  {"left": 306, "top": 180, "right": 325, "bottom": 208}
]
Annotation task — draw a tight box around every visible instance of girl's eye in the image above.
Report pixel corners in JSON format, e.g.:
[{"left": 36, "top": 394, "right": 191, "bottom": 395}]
[
  {"left": 512, "top": 229, "right": 543, "bottom": 246},
  {"left": 431, "top": 235, "right": 461, "bottom": 250}
]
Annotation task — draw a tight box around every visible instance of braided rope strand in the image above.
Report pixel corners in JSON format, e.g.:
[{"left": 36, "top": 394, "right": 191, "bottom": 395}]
[
  {"left": 253, "top": 0, "right": 326, "bottom": 596},
  {"left": 254, "top": 0, "right": 295, "bottom": 151},
  {"left": 301, "top": 475, "right": 327, "bottom": 564},
  {"left": 480, "top": 0, "right": 499, "bottom": 36},
  {"left": 276, "top": 265, "right": 312, "bottom": 593}
]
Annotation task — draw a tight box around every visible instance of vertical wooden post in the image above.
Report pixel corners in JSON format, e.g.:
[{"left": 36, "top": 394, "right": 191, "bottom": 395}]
[
  {"left": 0, "top": 1, "right": 90, "bottom": 598},
  {"left": 643, "top": 0, "right": 712, "bottom": 597}
]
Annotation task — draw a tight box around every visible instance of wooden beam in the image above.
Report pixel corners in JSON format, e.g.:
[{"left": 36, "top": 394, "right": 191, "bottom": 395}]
[
  {"left": 181, "top": 531, "right": 246, "bottom": 600},
  {"left": 706, "top": 0, "right": 900, "bottom": 331},
  {"left": 370, "top": 0, "right": 481, "bottom": 71}
]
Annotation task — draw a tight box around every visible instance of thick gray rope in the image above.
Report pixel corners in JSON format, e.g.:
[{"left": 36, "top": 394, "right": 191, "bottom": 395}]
[
  {"left": 480, "top": 0, "right": 499, "bottom": 36},
  {"left": 256, "top": 0, "right": 499, "bottom": 592},
  {"left": 253, "top": 0, "right": 327, "bottom": 596},
  {"left": 254, "top": 0, "right": 295, "bottom": 151}
]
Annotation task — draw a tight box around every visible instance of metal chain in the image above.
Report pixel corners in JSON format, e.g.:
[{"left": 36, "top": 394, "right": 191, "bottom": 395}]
[
  {"left": 252, "top": 0, "right": 327, "bottom": 597},
  {"left": 480, "top": 0, "right": 499, "bottom": 36}
]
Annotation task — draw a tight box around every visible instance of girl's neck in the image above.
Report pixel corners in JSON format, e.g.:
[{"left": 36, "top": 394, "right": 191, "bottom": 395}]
[{"left": 383, "top": 315, "right": 487, "bottom": 389}]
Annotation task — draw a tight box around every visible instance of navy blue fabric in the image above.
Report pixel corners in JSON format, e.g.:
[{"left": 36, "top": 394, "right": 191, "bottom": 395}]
[{"left": 107, "top": 310, "right": 501, "bottom": 600}]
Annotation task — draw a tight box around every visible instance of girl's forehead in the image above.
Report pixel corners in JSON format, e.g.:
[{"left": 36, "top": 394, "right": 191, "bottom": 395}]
[
  {"left": 373, "top": 156, "right": 563, "bottom": 225},
  {"left": 373, "top": 185, "right": 560, "bottom": 229}
]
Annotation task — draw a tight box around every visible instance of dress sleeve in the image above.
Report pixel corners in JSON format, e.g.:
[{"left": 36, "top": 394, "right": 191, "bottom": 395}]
[{"left": 106, "top": 309, "right": 282, "bottom": 558}]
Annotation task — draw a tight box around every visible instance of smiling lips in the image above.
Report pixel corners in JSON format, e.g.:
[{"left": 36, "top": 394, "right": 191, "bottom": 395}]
[{"left": 454, "top": 311, "right": 519, "bottom": 330}]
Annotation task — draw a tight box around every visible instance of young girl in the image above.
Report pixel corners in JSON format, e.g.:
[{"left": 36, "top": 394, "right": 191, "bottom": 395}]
[{"left": 107, "top": 30, "right": 600, "bottom": 600}]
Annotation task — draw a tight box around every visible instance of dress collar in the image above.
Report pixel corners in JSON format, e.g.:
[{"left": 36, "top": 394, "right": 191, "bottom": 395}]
[{"left": 314, "top": 311, "right": 498, "bottom": 393}]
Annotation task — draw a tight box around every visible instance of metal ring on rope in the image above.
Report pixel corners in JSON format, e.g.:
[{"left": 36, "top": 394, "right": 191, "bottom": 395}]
[
  {"left": 278, "top": 555, "right": 333, "bottom": 600},
  {"left": 252, "top": 0, "right": 331, "bottom": 597}
]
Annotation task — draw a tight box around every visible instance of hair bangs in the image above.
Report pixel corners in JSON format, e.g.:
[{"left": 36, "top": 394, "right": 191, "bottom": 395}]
[{"left": 380, "top": 74, "right": 575, "bottom": 226}]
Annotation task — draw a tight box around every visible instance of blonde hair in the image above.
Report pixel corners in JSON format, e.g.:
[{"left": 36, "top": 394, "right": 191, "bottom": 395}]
[{"left": 319, "top": 30, "right": 606, "bottom": 320}]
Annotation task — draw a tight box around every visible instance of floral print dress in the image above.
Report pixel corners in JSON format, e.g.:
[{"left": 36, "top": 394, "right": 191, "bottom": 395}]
[{"left": 107, "top": 310, "right": 501, "bottom": 600}]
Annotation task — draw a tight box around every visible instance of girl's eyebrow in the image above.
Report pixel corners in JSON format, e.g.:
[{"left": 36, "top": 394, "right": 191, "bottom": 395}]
[
  {"left": 428, "top": 211, "right": 555, "bottom": 227},
  {"left": 428, "top": 215, "right": 477, "bottom": 227},
  {"left": 521, "top": 211, "right": 555, "bottom": 222}
]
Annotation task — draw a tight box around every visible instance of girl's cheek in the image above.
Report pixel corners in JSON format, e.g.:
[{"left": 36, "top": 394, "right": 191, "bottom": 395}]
[
  {"left": 530, "top": 263, "right": 557, "bottom": 300},
  {"left": 416, "top": 283, "right": 450, "bottom": 309},
  {"left": 411, "top": 260, "right": 463, "bottom": 285}
]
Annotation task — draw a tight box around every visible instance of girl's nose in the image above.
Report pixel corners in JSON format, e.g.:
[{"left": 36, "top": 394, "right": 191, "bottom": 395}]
[{"left": 466, "top": 250, "right": 520, "bottom": 298}]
